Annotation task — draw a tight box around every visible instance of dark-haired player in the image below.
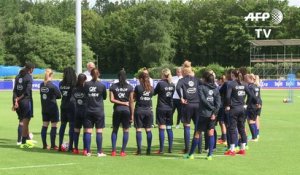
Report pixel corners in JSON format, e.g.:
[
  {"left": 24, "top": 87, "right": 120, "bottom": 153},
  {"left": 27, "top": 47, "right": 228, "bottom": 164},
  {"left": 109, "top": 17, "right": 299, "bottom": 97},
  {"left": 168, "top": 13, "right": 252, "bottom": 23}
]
[
  {"left": 134, "top": 72, "right": 154, "bottom": 155},
  {"left": 40, "top": 69, "right": 61, "bottom": 150},
  {"left": 154, "top": 68, "right": 175, "bottom": 154},
  {"left": 224, "top": 69, "right": 258, "bottom": 156},
  {"left": 72, "top": 73, "right": 87, "bottom": 154},
  {"left": 184, "top": 70, "right": 221, "bottom": 160},
  {"left": 110, "top": 69, "right": 134, "bottom": 157},
  {"left": 83, "top": 68, "right": 107, "bottom": 157},
  {"left": 58, "top": 67, "right": 77, "bottom": 152},
  {"left": 12, "top": 62, "right": 35, "bottom": 148}
]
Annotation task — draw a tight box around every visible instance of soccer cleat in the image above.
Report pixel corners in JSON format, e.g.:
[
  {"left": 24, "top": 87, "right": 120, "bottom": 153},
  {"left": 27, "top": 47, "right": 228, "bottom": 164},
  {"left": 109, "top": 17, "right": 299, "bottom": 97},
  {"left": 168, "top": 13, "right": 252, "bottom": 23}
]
[
  {"left": 17, "top": 142, "right": 22, "bottom": 146},
  {"left": 146, "top": 149, "right": 151, "bottom": 155},
  {"left": 235, "top": 147, "right": 240, "bottom": 153},
  {"left": 206, "top": 156, "right": 213, "bottom": 160},
  {"left": 20, "top": 142, "right": 34, "bottom": 149},
  {"left": 237, "top": 149, "right": 246, "bottom": 155},
  {"left": 155, "top": 150, "right": 164, "bottom": 154},
  {"left": 72, "top": 148, "right": 80, "bottom": 154},
  {"left": 134, "top": 150, "right": 141, "bottom": 156},
  {"left": 179, "top": 149, "right": 188, "bottom": 154},
  {"left": 249, "top": 138, "right": 258, "bottom": 142},
  {"left": 111, "top": 151, "right": 116, "bottom": 157},
  {"left": 224, "top": 150, "right": 236, "bottom": 156},
  {"left": 43, "top": 145, "right": 50, "bottom": 150},
  {"left": 97, "top": 152, "right": 107, "bottom": 157},
  {"left": 120, "top": 151, "right": 127, "bottom": 157},
  {"left": 183, "top": 154, "right": 194, "bottom": 160},
  {"left": 83, "top": 150, "right": 92, "bottom": 157}
]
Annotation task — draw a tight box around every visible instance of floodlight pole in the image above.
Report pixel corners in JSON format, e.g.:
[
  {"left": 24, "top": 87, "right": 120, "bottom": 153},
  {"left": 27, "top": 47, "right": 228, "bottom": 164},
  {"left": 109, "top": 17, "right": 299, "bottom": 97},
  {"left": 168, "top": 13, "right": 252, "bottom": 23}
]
[{"left": 75, "top": 0, "right": 82, "bottom": 75}]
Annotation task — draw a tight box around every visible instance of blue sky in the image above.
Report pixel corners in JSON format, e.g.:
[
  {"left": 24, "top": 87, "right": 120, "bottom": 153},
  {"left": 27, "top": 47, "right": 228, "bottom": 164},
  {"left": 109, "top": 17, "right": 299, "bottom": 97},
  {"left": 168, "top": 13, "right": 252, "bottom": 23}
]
[{"left": 87, "top": 0, "right": 300, "bottom": 7}]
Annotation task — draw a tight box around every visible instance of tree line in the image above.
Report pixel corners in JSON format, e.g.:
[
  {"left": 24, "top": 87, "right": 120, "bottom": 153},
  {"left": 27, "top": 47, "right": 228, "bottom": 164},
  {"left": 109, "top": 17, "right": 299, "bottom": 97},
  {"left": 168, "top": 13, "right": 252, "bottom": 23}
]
[{"left": 0, "top": 0, "right": 299, "bottom": 73}]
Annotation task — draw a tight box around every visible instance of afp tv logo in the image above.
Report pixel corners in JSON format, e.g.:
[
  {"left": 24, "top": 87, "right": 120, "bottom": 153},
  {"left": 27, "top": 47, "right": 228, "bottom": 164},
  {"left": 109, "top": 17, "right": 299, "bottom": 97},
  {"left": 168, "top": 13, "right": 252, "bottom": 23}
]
[{"left": 245, "top": 9, "right": 283, "bottom": 39}]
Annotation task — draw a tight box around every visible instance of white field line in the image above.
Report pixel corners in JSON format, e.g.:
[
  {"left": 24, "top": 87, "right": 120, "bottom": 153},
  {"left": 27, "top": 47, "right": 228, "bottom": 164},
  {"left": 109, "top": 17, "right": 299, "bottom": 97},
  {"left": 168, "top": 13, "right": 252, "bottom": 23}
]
[
  {"left": 0, "top": 163, "right": 76, "bottom": 170},
  {"left": 161, "top": 155, "right": 227, "bottom": 160}
]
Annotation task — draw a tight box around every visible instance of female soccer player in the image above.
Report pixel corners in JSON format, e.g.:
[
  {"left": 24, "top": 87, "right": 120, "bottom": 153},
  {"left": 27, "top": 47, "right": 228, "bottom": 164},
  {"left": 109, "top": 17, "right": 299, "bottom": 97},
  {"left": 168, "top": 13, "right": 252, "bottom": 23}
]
[
  {"left": 184, "top": 70, "right": 221, "bottom": 160},
  {"left": 176, "top": 60, "right": 200, "bottom": 153},
  {"left": 12, "top": 62, "right": 35, "bottom": 148},
  {"left": 154, "top": 68, "right": 175, "bottom": 154},
  {"left": 172, "top": 67, "right": 183, "bottom": 129},
  {"left": 40, "top": 69, "right": 61, "bottom": 150},
  {"left": 83, "top": 68, "right": 107, "bottom": 157},
  {"left": 216, "top": 75, "right": 227, "bottom": 145},
  {"left": 245, "top": 74, "right": 262, "bottom": 141},
  {"left": 224, "top": 69, "right": 258, "bottom": 156},
  {"left": 134, "top": 72, "right": 154, "bottom": 155},
  {"left": 72, "top": 73, "right": 87, "bottom": 154},
  {"left": 254, "top": 75, "right": 262, "bottom": 139},
  {"left": 58, "top": 67, "right": 77, "bottom": 152},
  {"left": 110, "top": 69, "right": 134, "bottom": 157}
]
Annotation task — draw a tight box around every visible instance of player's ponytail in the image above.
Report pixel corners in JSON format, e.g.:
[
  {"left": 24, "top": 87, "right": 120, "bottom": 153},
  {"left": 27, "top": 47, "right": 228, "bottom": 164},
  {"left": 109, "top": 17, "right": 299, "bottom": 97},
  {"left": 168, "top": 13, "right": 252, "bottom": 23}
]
[
  {"left": 182, "top": 60, "right": 193, "bottom": 76},
  {"left": 161, "top": 68, "right": 172, "bottom": 84},
  {"left": 138, "top": 72, "right": 152, "bottom": 92},
  {"left": 44, "top": 68, "right": 53, "bottom": 85},
  {"left": 232, "top": 69, "right": 242, "bottom": 85},
  {"left": 118, "top": 68, "right": 128, "bottom": 87},
  {"left": 91, "top": 68, "right": 100, "bottom": 81}
]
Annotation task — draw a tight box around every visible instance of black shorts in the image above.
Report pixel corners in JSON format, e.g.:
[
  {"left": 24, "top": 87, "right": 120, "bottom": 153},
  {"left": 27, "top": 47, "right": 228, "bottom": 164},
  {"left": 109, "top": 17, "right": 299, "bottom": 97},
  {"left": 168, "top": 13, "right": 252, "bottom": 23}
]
[
  {"left": 84, "top": 112, "right": 105, "bottom": 129},
  {"left": 113, "top": 109, "right": 131, "bottom": 129},
  {"left": 61, "top": 107, "right": 75, "bottom": 123},
  {"left": 156, "top": 108, "right": 173, "bottom": 126},
  {"left": 16, "top": 99, "right": 33, "bottom": 120},
  {"left": 181, "top": 103, "right": 199, "bottom": 124},
  {"left": 217, "top": 107, "right": 225, "bottom": 122},
  {"left": 196, "top": 116, "right": 216, "bottom": 132},
  {"left": 247, "top": 109, "right": 257, "bottom": 121},
  {"left": 42, "top": 106, "right": 59, "bottom": 122},
  {"left": 75, "top": 109, "right": 85, "bottom": 129},
  {"left": 134, "top": 108, "right": 153, "bottom": 128}
]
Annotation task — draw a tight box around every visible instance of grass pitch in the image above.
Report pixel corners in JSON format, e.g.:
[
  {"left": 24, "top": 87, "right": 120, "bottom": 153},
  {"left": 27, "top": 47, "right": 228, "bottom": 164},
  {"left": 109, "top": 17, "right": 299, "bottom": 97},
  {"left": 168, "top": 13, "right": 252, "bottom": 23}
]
[{"left": 0, "top": 90, "right": 300, "bottom": 175}]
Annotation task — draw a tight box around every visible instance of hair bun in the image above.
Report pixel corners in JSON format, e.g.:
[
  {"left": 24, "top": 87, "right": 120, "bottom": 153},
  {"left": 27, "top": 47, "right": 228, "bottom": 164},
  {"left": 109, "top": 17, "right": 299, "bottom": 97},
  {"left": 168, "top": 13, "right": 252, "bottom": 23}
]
[{"left": 182, "top": 60, "right": 191, "bottom": 68}]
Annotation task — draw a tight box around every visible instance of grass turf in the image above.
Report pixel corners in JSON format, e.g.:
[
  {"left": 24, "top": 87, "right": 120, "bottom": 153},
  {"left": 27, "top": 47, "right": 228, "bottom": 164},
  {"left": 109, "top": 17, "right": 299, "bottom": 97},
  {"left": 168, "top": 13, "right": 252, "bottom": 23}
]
[{"left": 0, "top": 90, "right": 300, "bottom": 175}]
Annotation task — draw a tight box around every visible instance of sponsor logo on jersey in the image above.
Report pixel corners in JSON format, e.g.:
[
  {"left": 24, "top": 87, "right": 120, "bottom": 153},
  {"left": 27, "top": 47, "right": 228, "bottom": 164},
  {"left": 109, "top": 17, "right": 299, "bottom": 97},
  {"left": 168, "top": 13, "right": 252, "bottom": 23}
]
[
  {"left": 238, "top": 90, "right": 246, "bottom": 96},
  {"left": 89, "top": 87, "right": 97, "bottom": 92},
  {"left": 208, "top": 90, "right": 213, "bottom": 95},
  {"left": 17, "top": 85, "right": 23, "bottom": 91},
  {"left": 41, "top": 87, "right": 49, "bottom": 93},
  {"left": 187, "top": 87, "right": 196, "bottom": 94},
  {"left": 188, "top": 81, "right": 194, "bottom": 87},
  {"left": 42, "top": 94, "right": 47, "bottom": 100},
  {"left": 18, "top": 78, "right": 23, "bottom": 84},
  {"left": 74, "top": 92, "right": 84, "bottom": 98}
]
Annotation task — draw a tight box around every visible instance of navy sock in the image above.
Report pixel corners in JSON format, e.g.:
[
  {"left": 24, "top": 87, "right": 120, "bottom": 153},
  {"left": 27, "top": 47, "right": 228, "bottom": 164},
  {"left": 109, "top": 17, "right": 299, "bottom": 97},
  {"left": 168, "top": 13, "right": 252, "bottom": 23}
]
[
  {"left": 59, "top": 123, "right": 66, "bottom": 146},
  {"left": 204, "top": 131, "right": 208, "bottom": 150},
  {"left": 84, "top": 133, "right": 91, "bottom": 152},
  {"left": 214, "top": 130, "right": 217, "bottom": 149},
  {"left": 253, "top": 124, "right": 257, "bottom": 139},
  {"left": 83, "top": 133, "right": 86, "bottom": 150},
  {"left": 50, "top": 127, "right": 57, "bottom": 147},
  {"left": 166, "top": 129, "right": 173, "bottom": 153},
  {"left": 208, "top": 135, "right": 214, "bottom": 156},
  {"left": 159, "top": 129, "right": 165, "bottom": 152},
  {"left": 136, "top": 131, "right": 142, "bottom": 151},
  {"left": 226, "top": 130, "right": 231, "bottom": 149},
  {"left": 189, "top": 137, "right": 199, "bottom": 155},
  {"left": 184, "top": 126, "right": 190, "bottom": 152},
  {"left": 68, "top": 122, "right": 75, "bottom": 150},
  {"left": 122, "top": 132, "right": 129, "bottom": 152},
  {"left": 41, "top": 126, "right": 48, "bottom": 147},
  {"left": 21, "top": 136, "right": 28, "bottom": 144},
  {"left": 257, "top": 128, "right": 260, "bottom": 135},
  {"left": 74, "top": 132, "right": 80, "bottom": 149},
  {"left": 198, "top": 134, "right": 203, "bottom": 153},
  {"left": 235, "top": 129, "right": 239, "bottom": 147},
  {"left": 17, "top": 124, "right": 23, "bottom": 142},
  {"left": 146, "top": 131, "right": 152, "bottom": 151},
  {"left": 249, "top": 124, "right": 255, "bottom": 139},
  {"left": 111, "top": 130, "right": 118, "bottom": 151},
  {"left": 96, "top": 133, "right": 103, "bottom": 153}
]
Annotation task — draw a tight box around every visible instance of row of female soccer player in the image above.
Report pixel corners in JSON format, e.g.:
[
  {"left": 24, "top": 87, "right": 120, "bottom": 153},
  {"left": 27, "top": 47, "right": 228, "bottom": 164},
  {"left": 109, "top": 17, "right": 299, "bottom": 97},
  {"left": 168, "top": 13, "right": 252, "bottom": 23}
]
[{"left": 12, "top": 60, "right": 262, "bottom": 160}]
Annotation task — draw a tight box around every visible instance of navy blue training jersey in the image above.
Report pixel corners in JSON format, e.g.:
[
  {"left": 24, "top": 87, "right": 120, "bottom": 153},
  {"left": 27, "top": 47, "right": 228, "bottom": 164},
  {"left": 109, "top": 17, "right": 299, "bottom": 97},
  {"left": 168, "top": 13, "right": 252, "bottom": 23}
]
[
  {"left": 198, "top": 83, "right": 221, "bottom": 117},
  {"left": 84, "top": 80, "right": 107, "bottom": 113},
  {"left": 59, "top": 81, "right": 74, "bottom": 109},
  {"left": 134, "top": 85, "right": 153, "bottom": 109},
  {"left": 176, "top": 75, "right": 200, "bottom": 103},
  {"left": 13, "top": 73, "right": 33, "bottom": 103},
  {"left": 109, "top": 82, "right": 133, "bottom": 111},
  {"left": 154, "top": 80, "right": 175, "bottom": 110},
  {"left": 246, "top": 83, "right": 262, "bottom": 109},
  {"left": 72, "top": 86, "right": 86, "bottom": 111},
  {"left": 40, "top": 81, "right": 61, "bottom": 113},
  {"left": 226, "top": 80, "right": 257, "bottom": 108}
]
